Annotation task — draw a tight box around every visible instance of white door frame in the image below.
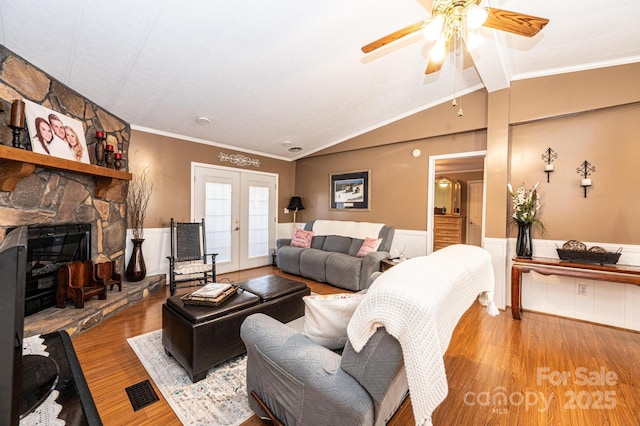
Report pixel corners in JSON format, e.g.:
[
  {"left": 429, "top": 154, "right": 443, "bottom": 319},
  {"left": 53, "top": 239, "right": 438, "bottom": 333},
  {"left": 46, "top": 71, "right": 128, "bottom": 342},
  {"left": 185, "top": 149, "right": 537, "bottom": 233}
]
[
  {"left": 427, "top": 150, "right": 487, "bottom": 254},
  {"left": 191, "top": 162, "right": 279, "bottom": 273}
]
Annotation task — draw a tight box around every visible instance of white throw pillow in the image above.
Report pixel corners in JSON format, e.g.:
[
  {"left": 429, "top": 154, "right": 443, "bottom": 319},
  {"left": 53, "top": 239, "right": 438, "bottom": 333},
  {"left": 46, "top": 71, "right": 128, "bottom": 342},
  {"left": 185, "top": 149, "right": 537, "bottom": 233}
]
[{"left": 303, "top": 293, "right": 365, "bottom": 350}]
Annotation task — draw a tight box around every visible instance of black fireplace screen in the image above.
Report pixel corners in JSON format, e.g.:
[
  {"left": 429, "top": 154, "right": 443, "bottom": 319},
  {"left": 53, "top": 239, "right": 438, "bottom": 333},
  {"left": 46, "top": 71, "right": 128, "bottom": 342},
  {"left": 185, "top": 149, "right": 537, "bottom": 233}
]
[{"left": 16, "top": 224, "right": 91, "bottom": 315}]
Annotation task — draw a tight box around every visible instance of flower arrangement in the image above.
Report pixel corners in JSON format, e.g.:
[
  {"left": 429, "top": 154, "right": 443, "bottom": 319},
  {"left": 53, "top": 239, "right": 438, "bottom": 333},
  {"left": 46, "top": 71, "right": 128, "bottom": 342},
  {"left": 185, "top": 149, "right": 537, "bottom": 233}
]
[
  {"left": 507, "top": 182, "right": 545, "bottom": 232},
  {"left": 127, "top": 168, "right": 153, "bottom": 240}
]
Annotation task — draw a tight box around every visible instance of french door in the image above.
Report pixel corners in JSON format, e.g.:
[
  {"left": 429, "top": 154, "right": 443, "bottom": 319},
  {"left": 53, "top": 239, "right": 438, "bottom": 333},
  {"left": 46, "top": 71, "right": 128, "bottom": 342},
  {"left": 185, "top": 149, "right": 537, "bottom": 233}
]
[{"left": 193, "top": 164, "right": 277, "bottom": 274}]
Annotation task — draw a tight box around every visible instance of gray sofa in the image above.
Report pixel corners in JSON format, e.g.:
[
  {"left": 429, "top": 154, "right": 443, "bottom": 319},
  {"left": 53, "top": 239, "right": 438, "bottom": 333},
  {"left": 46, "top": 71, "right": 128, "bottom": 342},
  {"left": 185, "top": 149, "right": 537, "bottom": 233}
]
[{"left": 276, "top": 220, "right": 394, "bottom": 291}]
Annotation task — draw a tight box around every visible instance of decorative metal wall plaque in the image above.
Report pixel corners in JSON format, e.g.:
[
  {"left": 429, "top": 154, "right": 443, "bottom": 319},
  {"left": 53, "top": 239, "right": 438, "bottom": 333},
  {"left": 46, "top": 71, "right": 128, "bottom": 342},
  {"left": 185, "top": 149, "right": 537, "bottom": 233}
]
[{"left": 218, "top": 152, "right": 260, "bottom": 168}]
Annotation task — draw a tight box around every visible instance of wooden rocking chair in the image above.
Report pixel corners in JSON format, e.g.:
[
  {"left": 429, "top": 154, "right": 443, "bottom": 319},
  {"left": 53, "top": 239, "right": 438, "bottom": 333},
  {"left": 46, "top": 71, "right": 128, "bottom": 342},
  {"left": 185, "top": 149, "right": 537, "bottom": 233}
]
[{"left": 168, "top": 218, "right": 218, "bottom": 296}]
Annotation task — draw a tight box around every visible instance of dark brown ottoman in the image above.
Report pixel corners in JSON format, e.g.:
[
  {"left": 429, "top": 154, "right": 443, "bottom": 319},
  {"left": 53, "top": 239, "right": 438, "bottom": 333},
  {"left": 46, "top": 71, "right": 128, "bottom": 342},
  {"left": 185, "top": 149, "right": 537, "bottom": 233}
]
[{"left": 162, "top": 275, "right": 309, "bottom": 382}]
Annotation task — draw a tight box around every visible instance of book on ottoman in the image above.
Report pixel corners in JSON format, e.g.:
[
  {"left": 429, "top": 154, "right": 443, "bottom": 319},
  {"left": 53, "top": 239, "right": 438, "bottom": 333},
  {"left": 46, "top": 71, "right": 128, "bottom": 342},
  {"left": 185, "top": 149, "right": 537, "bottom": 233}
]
[{"left": 181, "top": 282, "right": 237, "bottom": 306}]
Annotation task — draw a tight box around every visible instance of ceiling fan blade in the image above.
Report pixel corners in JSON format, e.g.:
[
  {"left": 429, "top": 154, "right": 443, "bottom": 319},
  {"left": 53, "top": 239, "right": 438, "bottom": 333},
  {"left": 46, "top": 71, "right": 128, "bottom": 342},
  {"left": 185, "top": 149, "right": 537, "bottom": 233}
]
[
  {"left": 425, "top": 54, "right": 445, "bottom": 74},
  {"left": 361, "top": 20, "right": 429, "bottom": 53},
  {"left": 483, "top": 8, "right": 549, "bottom": 37},
  {"left": 424, "top": 37, "right": 451, "bottom": 74}
]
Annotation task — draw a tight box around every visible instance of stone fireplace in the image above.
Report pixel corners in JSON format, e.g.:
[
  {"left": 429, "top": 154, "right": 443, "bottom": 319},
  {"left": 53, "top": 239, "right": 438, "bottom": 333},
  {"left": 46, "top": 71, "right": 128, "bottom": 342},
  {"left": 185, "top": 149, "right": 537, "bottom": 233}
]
[{"left": 0, "top": 45, "right": 131, "bottom": 296}]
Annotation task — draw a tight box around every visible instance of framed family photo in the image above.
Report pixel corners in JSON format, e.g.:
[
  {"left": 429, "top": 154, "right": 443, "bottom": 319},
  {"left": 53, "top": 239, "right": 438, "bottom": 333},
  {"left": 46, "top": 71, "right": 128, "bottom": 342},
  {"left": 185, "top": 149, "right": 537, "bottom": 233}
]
[
  {"left": 23, "top": 99, "right": 90, "bottom": 164},
  {"left": 330, "top": 170, "right": 370, "bottom": 210}
]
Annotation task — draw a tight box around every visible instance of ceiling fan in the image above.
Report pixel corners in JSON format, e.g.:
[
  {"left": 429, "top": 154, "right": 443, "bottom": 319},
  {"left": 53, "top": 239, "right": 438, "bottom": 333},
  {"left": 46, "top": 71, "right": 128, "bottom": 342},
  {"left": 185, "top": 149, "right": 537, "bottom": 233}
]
[{"left": 361, "top": 0, "right": 549, "bottom": 75}]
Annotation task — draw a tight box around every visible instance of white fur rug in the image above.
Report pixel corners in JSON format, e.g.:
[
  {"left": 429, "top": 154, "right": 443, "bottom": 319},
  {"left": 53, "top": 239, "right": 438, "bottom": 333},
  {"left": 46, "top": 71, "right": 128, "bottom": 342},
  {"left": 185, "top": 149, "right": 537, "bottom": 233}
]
[{"left": 127, "top": 330, "right": 252, "bottom": 425}]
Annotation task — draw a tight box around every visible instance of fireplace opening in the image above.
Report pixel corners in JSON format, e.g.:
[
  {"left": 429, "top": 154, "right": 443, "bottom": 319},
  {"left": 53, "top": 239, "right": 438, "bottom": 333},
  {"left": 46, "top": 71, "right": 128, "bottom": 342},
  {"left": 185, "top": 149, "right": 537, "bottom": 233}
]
[{"left": 16, "top": 224, "right": 91, "bottom": 316}]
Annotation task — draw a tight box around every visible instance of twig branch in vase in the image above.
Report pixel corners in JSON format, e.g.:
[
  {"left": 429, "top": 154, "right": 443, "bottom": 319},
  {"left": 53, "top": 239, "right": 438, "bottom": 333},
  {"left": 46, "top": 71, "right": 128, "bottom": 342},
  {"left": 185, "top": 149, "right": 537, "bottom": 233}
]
[{"left": 127, "top": 168, "right": 153, "bottom": 240}]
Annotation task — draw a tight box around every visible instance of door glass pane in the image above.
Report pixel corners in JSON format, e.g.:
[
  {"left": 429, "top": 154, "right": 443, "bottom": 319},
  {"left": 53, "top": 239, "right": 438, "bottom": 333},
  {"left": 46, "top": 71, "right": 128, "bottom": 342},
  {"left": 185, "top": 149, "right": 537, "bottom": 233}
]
[
  {"left": 205, "top": 181, "right": 232, "bottom": 262},
  {"left": 248, "top": 185, "right": 269, "bottom": 258}
]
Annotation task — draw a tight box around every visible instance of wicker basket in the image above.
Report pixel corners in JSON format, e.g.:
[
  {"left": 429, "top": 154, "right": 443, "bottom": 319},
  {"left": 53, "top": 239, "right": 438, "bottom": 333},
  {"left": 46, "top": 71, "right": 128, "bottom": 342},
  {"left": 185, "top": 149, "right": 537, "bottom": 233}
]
[{"left": 556, "top": 249, "right": 621, "bottom": 265}]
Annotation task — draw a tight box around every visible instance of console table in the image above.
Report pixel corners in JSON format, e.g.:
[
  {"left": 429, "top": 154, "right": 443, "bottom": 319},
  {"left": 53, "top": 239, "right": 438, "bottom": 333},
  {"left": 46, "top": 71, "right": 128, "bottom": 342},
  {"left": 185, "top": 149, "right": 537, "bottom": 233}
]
[{"left": 511, "top": 256, "right": 640, "bottom": 320}]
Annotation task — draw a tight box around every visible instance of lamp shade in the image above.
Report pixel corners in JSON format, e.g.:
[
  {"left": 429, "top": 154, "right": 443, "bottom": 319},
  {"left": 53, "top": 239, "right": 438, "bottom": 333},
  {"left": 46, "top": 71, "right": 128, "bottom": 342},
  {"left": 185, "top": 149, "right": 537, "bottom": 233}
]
[{"left": 287, "top": 196, "right": 305, "bottom": 211}]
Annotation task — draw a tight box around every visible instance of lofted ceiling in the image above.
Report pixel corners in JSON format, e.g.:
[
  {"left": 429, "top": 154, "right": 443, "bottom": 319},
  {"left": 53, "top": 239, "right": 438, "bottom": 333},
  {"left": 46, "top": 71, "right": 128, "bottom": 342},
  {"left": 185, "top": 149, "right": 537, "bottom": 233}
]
[{"left": 1, "top": 1, "right": 639, "bottom": 161}]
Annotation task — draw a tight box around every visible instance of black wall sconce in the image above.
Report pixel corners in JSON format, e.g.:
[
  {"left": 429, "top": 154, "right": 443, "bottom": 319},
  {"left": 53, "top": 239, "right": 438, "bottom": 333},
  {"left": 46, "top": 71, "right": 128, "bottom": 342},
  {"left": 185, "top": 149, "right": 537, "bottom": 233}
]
[
  {"left": 541, "top": 147, "right": 557, "bottom": 183},
  {"left": 576, "top": 160, "right": 595, "bottom": 198}
]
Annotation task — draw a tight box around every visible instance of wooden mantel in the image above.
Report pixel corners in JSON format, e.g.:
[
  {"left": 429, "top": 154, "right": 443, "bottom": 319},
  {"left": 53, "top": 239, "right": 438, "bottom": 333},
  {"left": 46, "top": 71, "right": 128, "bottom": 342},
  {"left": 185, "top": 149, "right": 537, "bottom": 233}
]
[{"left": 0, "top": 144, "right": 132, "bottom": 198}]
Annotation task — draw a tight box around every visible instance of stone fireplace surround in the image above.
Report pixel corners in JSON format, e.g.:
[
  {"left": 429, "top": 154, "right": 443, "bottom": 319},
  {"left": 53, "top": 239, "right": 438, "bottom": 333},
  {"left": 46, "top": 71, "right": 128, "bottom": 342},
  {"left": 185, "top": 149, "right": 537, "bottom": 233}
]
[
  {"left": 0, "top": 46, "right": 168, "bottom": 337},
  {"left": 0, "top": 45, "right": 130, "bottom": 274}
]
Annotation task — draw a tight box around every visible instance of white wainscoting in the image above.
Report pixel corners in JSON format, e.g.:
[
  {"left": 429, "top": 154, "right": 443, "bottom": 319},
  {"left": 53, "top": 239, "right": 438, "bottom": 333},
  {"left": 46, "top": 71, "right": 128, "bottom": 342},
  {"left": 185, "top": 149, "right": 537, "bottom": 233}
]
[
  {"left": 129, "top": 225, "right": 640, "bottom": 330},
  {"left": 389, "top": 229, "right": 429, "bottom": 259},
  {"left": 276, "top": 222, "right": 297, "bottom": 241},
  {"left": 483, "top": 238, "right": 509, "bottom": 310}
]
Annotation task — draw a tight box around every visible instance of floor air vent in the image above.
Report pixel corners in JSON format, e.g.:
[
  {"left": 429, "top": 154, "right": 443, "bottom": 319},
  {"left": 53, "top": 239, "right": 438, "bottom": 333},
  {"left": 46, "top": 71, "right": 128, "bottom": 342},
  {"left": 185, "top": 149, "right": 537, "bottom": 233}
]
[{"left": 125, "top": 380, "right": 159, "bottom": 411}]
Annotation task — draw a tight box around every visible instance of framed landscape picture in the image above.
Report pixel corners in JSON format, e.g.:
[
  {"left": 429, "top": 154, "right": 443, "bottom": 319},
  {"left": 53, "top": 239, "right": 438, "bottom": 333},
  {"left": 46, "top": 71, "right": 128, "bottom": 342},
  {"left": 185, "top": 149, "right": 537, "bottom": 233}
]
[
  {"left": 330, "top": 170, "right": 370, "bottom": 210},
  {"left": 23, "top": 99, "right": 90, "bottom": 163}
]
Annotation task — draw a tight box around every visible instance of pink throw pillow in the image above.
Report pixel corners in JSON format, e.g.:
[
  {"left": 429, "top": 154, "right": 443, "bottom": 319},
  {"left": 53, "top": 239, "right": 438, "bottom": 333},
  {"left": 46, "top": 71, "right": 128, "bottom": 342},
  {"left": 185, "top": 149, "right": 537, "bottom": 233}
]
[
  {"left": 291, "top": 228, "right": 313, "bottom": 248},
  {"left": 356, "top": 237, "right": 382, "bottom": 257}
]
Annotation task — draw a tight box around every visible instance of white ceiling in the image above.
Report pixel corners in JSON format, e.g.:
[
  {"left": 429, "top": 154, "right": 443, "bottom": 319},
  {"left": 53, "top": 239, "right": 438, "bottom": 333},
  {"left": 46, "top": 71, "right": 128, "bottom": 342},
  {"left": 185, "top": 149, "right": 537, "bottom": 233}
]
[{"left": 1, "top": 1, "right": 639, "bottom": 161}]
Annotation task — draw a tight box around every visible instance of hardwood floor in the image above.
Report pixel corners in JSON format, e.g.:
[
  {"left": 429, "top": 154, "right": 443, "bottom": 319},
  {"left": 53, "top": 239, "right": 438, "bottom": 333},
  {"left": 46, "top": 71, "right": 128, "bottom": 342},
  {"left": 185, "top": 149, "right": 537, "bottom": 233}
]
[{"left": 72, "top": 266, "right": 640, "bottom": 425}]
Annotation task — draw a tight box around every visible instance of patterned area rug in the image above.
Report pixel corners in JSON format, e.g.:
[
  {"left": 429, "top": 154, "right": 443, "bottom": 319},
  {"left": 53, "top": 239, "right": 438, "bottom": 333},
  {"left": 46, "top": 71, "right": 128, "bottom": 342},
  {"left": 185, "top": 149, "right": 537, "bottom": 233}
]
[{"left": 127, "top": 330, "right": 253, "bottom": 425}]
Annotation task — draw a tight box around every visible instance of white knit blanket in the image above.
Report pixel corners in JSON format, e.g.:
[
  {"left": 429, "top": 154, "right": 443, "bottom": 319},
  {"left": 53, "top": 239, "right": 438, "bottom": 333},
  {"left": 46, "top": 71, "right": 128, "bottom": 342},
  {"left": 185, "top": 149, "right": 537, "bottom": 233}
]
[
  {"left": 311, "top": 219, "right": 383, "bottom": 240},
  {"left": 347, "top": 244, "right": 498, "bottom": 426}
]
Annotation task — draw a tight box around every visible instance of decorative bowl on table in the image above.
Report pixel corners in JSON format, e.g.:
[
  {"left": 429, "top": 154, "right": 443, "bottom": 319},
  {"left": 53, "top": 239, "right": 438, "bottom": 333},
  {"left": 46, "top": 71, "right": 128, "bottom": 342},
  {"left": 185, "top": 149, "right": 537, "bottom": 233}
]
[{"left": 556, "top": 240, "right": 622, "bottom": 265}]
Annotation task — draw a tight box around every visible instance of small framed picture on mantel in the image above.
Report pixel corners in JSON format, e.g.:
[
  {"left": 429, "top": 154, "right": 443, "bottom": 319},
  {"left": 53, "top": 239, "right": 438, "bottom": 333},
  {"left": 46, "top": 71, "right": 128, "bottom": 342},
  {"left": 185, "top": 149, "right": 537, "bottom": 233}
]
[{"left": 330, "top": 170, "right": 370, "bottom": 210}]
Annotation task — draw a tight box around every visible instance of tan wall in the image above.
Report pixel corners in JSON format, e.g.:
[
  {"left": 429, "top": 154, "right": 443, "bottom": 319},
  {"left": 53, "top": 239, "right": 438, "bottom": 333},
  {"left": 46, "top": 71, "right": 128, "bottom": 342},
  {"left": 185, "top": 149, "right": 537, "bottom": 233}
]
[
  {"left": 128, "top": 130, "right": 295, "bottom": 228},
  {"left": 505, "top": 62, "right": 640, "bottom": 243},
  {"left": 484, "top": 89, "right": 510, "bottom": 238},
  {"left": 295, "top": 130, "right": 487, "bottom": 230},
  {"left": 510, "top": 64, "right": 640, "bottom": 123},
  {"left": 509, "top": 102, "right": 640, "bottom": 243},
  {"left": 295, "top": 62, "right": 640, "bottom": 245}
]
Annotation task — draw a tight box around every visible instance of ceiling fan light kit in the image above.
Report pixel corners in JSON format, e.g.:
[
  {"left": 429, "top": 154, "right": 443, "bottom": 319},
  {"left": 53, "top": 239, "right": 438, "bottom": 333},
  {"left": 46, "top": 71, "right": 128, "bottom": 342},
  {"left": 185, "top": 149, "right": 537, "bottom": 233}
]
[
  {"left": 466, "top": 4, "right": 489, "bottom": 30},
  {"left": 426, "top": 0, "right": 488, "bottom": 52},
  {"left": 423, "top": 15, "right": 445, "bottom": 41},
  {"left": 362, "top": 0, "right": 549, "bottom": 116}
]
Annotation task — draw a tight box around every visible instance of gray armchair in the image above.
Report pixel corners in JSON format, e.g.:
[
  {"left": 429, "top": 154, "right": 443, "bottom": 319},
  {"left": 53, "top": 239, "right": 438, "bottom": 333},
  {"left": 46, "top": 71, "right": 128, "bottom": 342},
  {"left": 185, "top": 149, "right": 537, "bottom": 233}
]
[{"left": 240, "top": 313, "right": 408, "bottom": 426}]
